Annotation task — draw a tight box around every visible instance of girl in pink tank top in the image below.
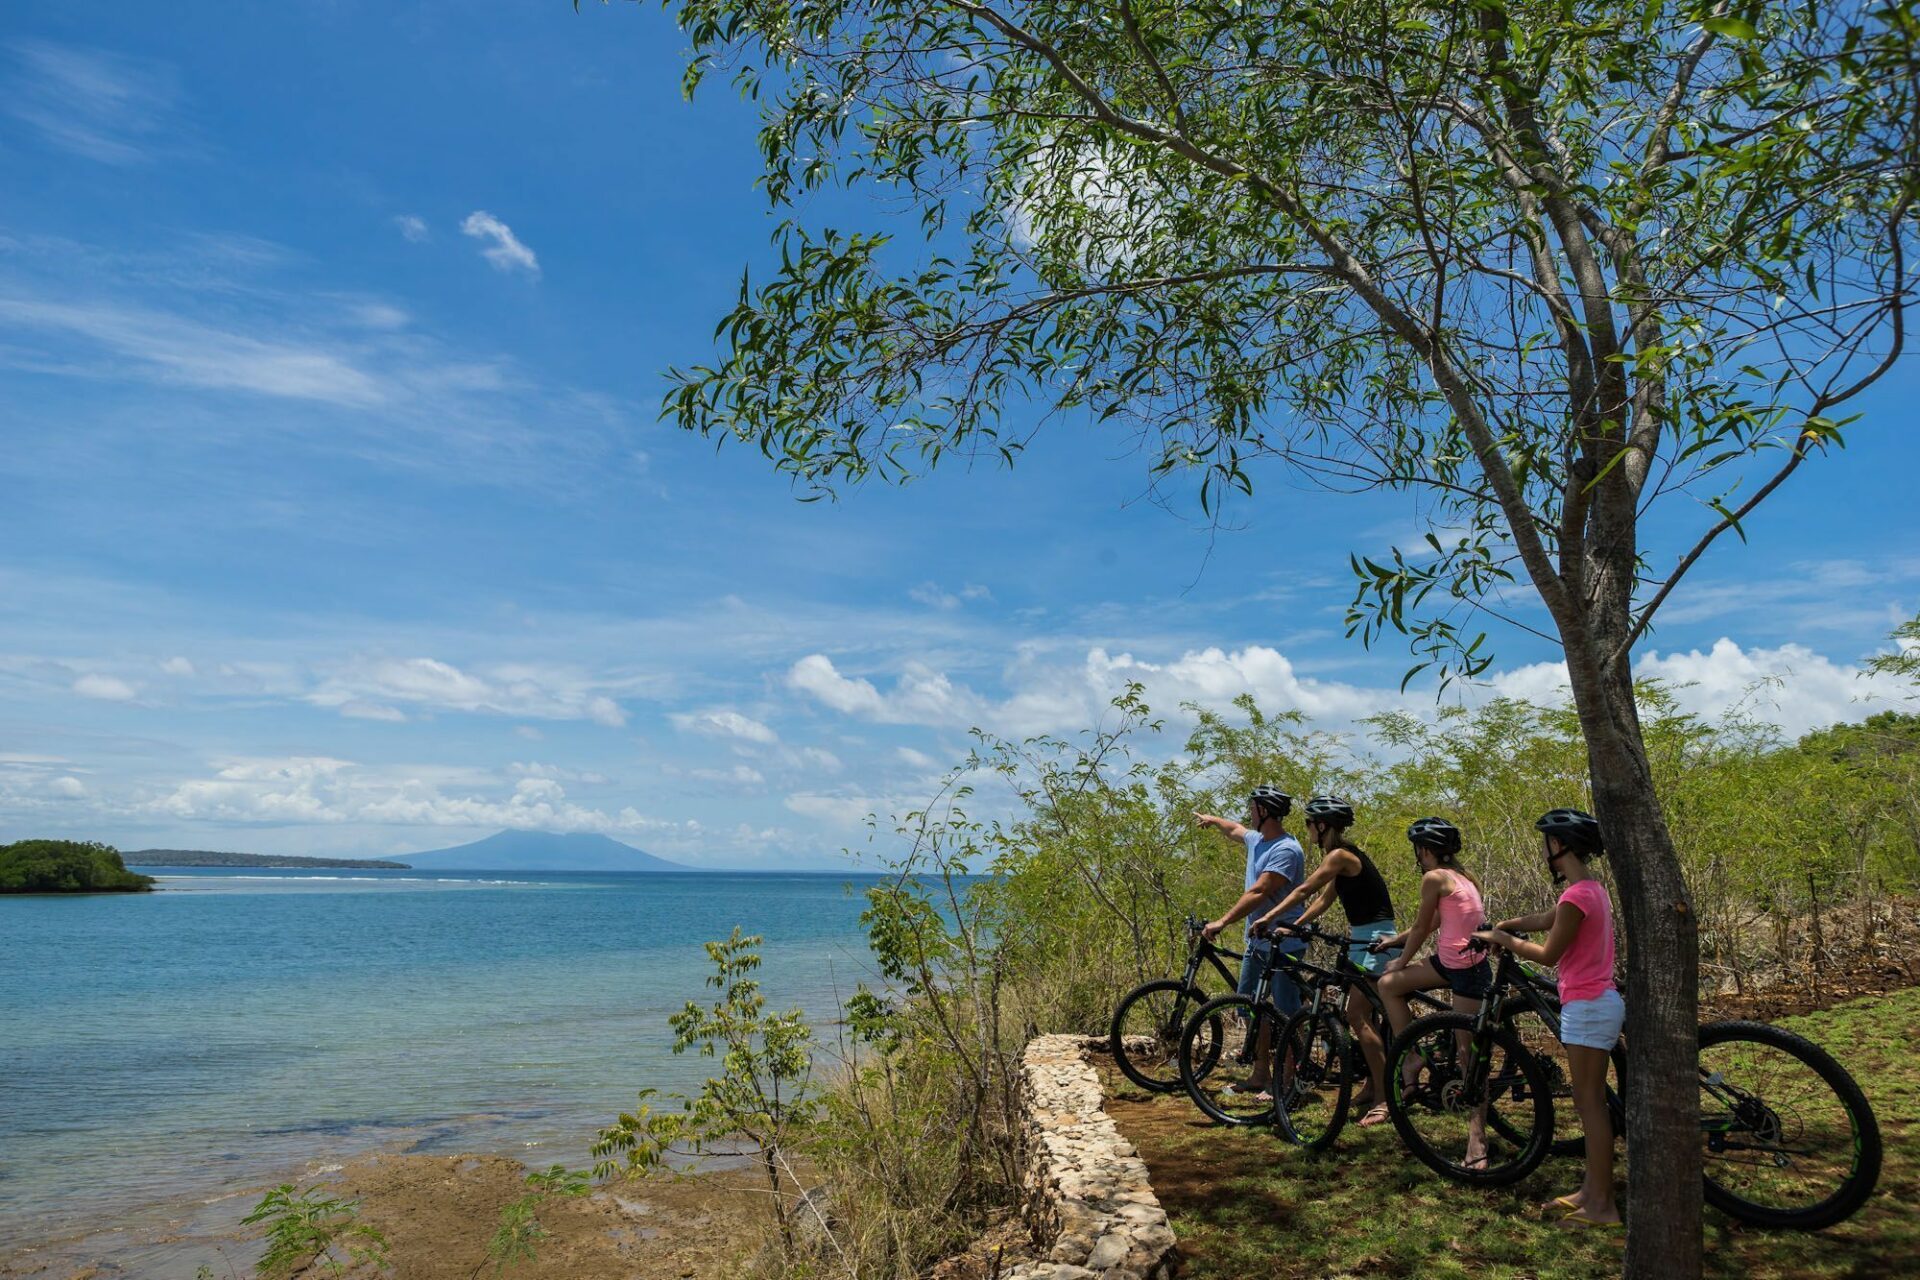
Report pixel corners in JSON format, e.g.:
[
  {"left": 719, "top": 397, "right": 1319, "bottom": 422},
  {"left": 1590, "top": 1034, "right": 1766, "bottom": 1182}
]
[
  {"left": 1477, "top": 808, "right": 1623, "bottom": 1228},
  {"left": 1372, "top": 817, "right": 1493, "bottom": 1150},
  {"left": 1434, "top": 870, "right": 1486, "bottom": 970}
]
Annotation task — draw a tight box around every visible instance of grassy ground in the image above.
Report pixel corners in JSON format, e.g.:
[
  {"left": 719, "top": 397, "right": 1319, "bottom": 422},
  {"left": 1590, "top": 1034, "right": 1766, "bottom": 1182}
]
[{"left": 1102, "top": 987, "right": 1919, "bottom": 1280}]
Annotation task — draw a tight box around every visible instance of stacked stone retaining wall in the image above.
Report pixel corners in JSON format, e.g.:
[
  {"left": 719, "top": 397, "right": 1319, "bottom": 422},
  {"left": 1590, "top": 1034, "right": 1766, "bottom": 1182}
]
[{"left": 1000, "top": 1034, "right": 1176, "bottom": 1280}]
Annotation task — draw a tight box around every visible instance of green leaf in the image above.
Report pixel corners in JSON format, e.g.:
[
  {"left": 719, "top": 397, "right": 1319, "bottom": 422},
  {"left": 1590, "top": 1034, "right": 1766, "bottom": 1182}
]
[{"left": 1702, "top": 17, "right": 1758, "bottom": 41}]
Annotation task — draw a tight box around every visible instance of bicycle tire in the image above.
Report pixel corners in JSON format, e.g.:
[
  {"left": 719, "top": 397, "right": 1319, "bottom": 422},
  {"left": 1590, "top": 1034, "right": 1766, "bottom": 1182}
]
[
  {"left": 1698, "top": 1019, "right": 1882, "bottom": 1230},
  {"left": 1274, "top": 1007, "right": 1353, "bottom": 1151},
  {"left": 1385, "top": 1011, "right": 1555, "bottom": 1187},
  {"left": 1179, "top": 993, "right": 1277, "bottom": 1126},
  {"left": 1109, "top": 979, "right": 1214, "bottom": 1093},
  {"left": 1501, "top": 1003, "right": 1628, "bottom": 1157}
]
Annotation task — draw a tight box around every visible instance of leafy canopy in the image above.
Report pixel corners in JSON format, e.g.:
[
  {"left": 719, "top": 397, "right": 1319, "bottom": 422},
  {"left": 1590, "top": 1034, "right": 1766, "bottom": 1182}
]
[{"left": 635, "top": 0, "right": 1917, "bottom": 682}]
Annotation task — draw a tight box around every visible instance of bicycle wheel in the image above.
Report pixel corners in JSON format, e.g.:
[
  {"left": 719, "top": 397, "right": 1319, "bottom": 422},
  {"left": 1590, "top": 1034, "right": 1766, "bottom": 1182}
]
[
  {"left": 1698, "top": 1020, "right": 1882, "bottom": 1230},
  {"left": 1110, "top": 979, "right": 1213, "bottom": 1093},
  {"left": 1502, "top": 1003, "right": 1627, "bottom": 1157},
  {"left": 1179, "top": 993, "right": 1278, "bottom": 1126},
  {"left": 1385, "top": 1012, "right": 1554, "bottom": 1186},
  {"left": 1274, "top": 1007, "right": 1353, "bottom": 1151}
]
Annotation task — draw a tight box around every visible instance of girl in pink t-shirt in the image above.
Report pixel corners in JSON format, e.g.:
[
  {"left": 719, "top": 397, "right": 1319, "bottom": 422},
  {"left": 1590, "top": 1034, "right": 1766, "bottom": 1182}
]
[{"left": 1477, "top": 808, "right": 1623, "bottom": 1229}]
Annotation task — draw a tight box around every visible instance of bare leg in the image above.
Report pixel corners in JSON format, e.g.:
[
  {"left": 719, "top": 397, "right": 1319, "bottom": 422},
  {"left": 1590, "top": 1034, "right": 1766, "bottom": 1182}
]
[
  {"left": 1345, "top": 989, "right": 1387, "bottom": 1110},
  {"left": 1380, "top": 960, "right": 1445, "bottom": 1088},
  {"left": 1452, "top": 993, "right": 1486, "bottom": 1166},
  {"left": 1559, "top": 1044, "right": 1619, "bottom": 1221}
]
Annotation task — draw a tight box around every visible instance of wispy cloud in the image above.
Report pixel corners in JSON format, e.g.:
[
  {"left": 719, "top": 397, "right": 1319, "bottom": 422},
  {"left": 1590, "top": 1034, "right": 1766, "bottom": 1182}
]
[
  {"left": 461, "top": 211, "right": 539, "bottom": 276},
  {"left": 909, "top": 581, "right": 993, "bottom": 610},
  {"left": 394, "top": 214, "right": 430, "bottom": 243},
  {"left": 0, "top": 232, "right": 639, "bottom": 488},
  {"left": 306, "top": 656, "right": 628, "bottom": 726},
  {"left": 150, "top": 756, "right": 681, "bottom": 836},
  {"left": 6, "top": 39, "right": 182, "bottom": 165},
  {"left": 670, "top": 708, "right": 779, "bottom": 744},
  {"left": 71, "top": 673, "right": 138, "bottom": 701},
  {"left": 0, "top": 296, "right": 387, "bottom": 405}
]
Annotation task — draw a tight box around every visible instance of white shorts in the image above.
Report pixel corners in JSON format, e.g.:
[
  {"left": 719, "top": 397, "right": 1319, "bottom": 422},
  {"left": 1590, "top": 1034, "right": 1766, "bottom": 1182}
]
[{"left": 1559, "top": 987, "right": 1626, "bottom": 1050}]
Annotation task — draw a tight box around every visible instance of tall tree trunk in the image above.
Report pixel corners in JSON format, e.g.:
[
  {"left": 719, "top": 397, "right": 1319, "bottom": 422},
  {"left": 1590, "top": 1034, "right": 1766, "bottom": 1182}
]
[{"left": 1563, "top": 640, "right": 1703, "bottom": 1278}]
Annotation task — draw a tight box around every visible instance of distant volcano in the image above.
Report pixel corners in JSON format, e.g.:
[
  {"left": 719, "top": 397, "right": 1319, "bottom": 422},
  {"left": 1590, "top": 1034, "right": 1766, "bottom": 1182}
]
[{"left": 396, "top": 831, "right": 696, "bottom": 871}]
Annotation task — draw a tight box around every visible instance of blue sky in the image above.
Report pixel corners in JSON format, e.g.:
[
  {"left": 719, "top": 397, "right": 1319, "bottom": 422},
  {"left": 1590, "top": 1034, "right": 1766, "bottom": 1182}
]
[{"left": 2, "top": 3, "right": 1917, "bottom": 867}]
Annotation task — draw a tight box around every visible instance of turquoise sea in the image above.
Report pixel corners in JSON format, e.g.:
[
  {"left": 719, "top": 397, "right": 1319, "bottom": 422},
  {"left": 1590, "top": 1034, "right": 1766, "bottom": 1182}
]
[{"left": 0, "top": 868, "right": 886, "bottom": 1260}]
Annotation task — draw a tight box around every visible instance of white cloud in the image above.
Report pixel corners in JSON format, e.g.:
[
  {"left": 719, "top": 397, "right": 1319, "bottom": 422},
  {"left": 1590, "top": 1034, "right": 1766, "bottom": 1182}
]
[
  {"left": 72, "top": 673, "right": 137, "bottom": 701},
  {"left": 795, "top": 746, "right": 842, "bottom": 773},
  {"left": 0, "top": 297, "right": 388, "bottom": 406},
  {"left": 160, "top": 655, "right": 195, "bottom": 676},
  {"left": 150, "top": 755, "right": 675, "bottom": 836},
  {"left": 896, "top": 746, "right": 938, "bottom": 769},
  {"left": 6, "top": 39, "right": 179, "bottom": 165},
  {"left": 347, "top": 301, "right": 411, "bottom": 330},
  {"left": 784, "top": 791, "right": 883, "bottom": 828},
  {"left": 787, "top": 654, "right": 888, "bottom": 716},
  {"left": 306, "top": 657, "right": 627, "bottom": 726},
  {"left": 515, "top": 725, "right": 545, "bottom": 741},
  {"left": 687, "top": 764, "right": 767, "bottom": 787},
  {"left": 338, "top": 700, "right": 408, "bottom": 722},
  {"left": 1488, "top": 637, "right": 1911, "bottom": 738},
  {"left": 394, "top": 214, "right": 430, "bottom": 243},
  {"left": 670, "top": 708, "right": 779, "bottom": 744},
  {"left": 460, "top": 211, "right": 539, "bottom": 276},
  {"left": 787, "top": 645, "right": 1391, "bottom": 736},
  {"left": 908, "top": 581, "right": 994, "bottom": 610},
  {"left": 49, "top": 776, "right": 87, "bottom": 799}
]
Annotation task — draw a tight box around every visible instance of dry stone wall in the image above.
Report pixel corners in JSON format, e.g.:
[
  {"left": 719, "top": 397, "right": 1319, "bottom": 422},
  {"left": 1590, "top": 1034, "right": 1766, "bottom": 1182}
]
[{"left": 1002, "top": 1034, "right": 1177, "bottom": 1280}]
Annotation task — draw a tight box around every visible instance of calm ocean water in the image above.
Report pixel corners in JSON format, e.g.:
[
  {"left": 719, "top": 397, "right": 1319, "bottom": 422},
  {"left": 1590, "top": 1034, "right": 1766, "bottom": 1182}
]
[{"left": 0, "top": 868, "right": 887, "bottom": 1253}]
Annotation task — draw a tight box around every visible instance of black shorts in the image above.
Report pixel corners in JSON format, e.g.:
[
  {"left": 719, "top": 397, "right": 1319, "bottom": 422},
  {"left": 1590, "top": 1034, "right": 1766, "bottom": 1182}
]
[{"left": 1432, "top": 953, "right": 1493, "bottom": 1000}]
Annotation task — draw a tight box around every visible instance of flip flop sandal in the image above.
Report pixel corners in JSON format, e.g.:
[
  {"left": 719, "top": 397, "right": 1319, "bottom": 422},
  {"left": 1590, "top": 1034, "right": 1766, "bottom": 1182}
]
[
  {"left": 1560, "top": 1211, "right": 1623, "bottom": 1230},
  {"left": 1358, "top": 1103, "right": 1392, "bottom": 1127},
  {"left": 1548, "top": 1194, "right": 1583, "bottom": 1213}
]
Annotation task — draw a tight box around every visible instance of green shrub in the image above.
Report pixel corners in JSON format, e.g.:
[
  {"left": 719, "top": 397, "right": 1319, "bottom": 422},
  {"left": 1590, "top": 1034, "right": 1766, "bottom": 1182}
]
[{"left": 0, "top": 839, "right": 155, "bottom": 894}]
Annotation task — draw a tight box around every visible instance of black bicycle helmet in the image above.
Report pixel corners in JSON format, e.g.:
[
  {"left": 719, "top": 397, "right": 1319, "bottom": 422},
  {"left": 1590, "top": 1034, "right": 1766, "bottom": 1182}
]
[
  {"left": 1406, "top": 816, "right": 1462, "bottom": 858},
  {"left": 1303, "top": 795, "right": 1355, "bottom": 827},
  {"left": 1249, "top": 785, "right": 1292, "bottom": 819},
  {"left": 1535, "top": 808, "right": 1604, "bottom": 856}
]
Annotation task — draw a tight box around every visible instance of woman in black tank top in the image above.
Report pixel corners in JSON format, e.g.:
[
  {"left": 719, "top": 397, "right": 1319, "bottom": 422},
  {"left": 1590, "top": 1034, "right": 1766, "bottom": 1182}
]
[{"left": 1248, "top": 795, "right": 1400, "bottom": 1120}]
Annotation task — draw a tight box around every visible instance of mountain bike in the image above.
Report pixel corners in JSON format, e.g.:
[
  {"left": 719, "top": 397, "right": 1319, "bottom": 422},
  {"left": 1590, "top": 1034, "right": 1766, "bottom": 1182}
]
[
  {"left": 1108, "top": 915, "right": 1247, "bottom": 1092},
  {"left": 1385, "top": 948, "right": 1882, "bottom": 1228},
  {"left": 1174, "top": 920, "right": 1446, "bottom": 1148}
]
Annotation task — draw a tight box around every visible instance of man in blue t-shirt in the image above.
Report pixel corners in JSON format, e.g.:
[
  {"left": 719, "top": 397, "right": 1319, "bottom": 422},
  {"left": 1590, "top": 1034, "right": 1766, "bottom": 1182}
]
[{"left": 1195, "top": 785, "right": 1305, "bottom": 1095}]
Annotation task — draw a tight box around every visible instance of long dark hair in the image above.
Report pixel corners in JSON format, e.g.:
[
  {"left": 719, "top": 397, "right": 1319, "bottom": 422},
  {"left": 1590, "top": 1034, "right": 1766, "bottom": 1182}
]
[{"left": 1312, "top": 820, "right": 1371, "bottom": 865}]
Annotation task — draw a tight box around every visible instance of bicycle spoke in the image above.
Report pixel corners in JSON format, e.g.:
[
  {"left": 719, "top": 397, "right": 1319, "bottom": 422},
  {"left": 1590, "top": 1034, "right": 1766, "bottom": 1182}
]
[
  {"left": 1390, "top": 1017, "right": 1550, "bottom": 1182},
  {"left": 1183, "top": 999, "right": 1277, "bottom": 1125},
  {"left": 1275, "top": 1011, "right": 1349, "bottom": 1148},
  {"left": 1699, "top": 1034, "right": 1865, "bottom": 1219}
]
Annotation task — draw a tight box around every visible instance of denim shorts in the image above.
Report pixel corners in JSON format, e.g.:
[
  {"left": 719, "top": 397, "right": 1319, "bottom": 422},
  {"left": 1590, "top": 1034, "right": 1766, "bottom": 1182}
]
[
  {"left": 1238, "top": 939, "right": 1303, "bottom": 1018},
  {"left": 1559, "top": 987, "right": 1626, "bottom": 1050},
  {"left": 1347, "top": 918, "right": 1399, "bottom": 975},
  {"left": 1432, "top": 952, "right": 1494, "bottom": 1000}
]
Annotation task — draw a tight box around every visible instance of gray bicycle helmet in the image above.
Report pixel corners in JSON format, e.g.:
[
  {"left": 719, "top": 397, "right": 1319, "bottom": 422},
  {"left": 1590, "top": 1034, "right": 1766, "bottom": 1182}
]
[
  {"left": 1249, "top": 786, "right": 1292, "bottom": 819},
  {"left": 1406, "top": 816, "right": 1463, "bottom": 858},
  {"left": 1303, "top": 795, "right": 1355, "bottom": 827},
  {"left": 1536, "top": 808, "right": 1604, "bottom": 857}
]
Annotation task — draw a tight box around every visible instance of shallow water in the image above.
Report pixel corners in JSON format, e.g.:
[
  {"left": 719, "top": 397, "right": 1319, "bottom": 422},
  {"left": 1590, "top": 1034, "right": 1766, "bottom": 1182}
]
[{"left": 0, "top": 868, "right": 885, "bottom": 1254}]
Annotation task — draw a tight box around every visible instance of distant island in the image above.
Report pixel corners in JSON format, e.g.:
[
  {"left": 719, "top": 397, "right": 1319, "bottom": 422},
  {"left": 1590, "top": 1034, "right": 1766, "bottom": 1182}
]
[
  {"left": 1, "top": 839, "right": 155, "bottom": 894},
  {"left": 123, "top": 849, "right": 413, "bottom": 869},
  {"left": 398, "top": 830, "right": 696, "bottom": 872}
]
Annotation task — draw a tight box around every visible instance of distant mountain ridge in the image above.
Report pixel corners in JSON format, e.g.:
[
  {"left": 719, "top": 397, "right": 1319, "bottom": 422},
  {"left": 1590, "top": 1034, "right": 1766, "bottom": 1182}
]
[
  {"left": 396, "top": 831, "right": 695, "bottom": 872},
  {"left": 125, "top": 849, "right": 411, "bottom": 869}
]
